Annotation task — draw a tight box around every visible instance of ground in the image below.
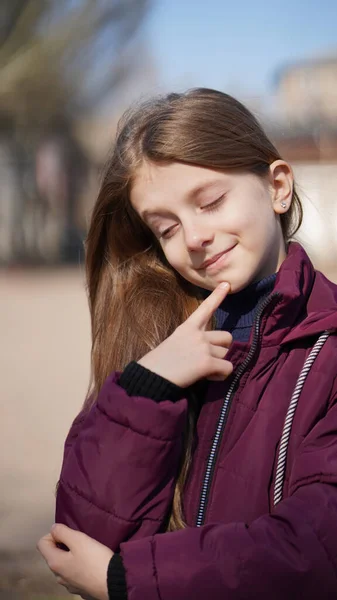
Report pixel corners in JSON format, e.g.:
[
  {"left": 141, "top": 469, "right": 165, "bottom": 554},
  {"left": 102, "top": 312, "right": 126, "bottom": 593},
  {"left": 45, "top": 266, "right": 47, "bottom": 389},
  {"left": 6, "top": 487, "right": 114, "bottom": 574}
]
[{"left": 0, "top": 268, "right": 91, "bottom": 596}]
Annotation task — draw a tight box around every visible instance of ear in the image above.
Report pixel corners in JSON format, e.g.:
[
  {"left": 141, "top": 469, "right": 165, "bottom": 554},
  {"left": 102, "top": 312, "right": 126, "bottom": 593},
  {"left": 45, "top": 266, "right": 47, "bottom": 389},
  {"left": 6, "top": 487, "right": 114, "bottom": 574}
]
[{"left": 268, "top": 160, "right": 294, "bottom": 215}]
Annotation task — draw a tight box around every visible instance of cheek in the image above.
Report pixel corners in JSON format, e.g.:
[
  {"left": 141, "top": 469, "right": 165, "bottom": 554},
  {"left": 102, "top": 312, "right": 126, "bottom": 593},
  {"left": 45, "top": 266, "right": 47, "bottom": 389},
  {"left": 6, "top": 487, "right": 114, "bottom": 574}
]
[
  {"left": 215, "top": 199, "right": 255, "bottom": 231},
  {"left": 224, "top": 208, "right": 256, "bottom": 236},
  {"left": 233, "top": 204, "right": 274, "bottom": 241},
  {"left": 160, "top": 242, "right": 184, "bottom": 270}
]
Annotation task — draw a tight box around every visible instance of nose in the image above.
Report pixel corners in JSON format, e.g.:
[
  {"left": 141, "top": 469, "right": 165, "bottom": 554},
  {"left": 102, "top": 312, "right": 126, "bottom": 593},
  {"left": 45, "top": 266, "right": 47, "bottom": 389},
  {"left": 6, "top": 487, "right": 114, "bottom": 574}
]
[{"left": 184, "top": 224, "right": 214, "bottom": 252}]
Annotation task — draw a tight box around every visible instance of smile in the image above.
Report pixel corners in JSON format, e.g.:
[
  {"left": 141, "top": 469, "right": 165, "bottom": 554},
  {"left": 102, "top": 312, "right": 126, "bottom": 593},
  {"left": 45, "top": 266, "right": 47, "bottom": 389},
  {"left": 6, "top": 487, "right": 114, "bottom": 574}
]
[{"left": 197, "top": 244, "right": 236, "bottom": 271}]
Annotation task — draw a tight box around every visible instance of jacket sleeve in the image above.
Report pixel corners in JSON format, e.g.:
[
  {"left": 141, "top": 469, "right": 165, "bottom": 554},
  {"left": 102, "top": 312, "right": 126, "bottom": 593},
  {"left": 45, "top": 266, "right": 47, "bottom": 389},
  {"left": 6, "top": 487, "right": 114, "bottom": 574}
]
[
  {"left": 55, "top": 372, "right": 188, "bottom": 551},
  {"left": 119, "top": 397, "right": 337, "bottom": 600}
]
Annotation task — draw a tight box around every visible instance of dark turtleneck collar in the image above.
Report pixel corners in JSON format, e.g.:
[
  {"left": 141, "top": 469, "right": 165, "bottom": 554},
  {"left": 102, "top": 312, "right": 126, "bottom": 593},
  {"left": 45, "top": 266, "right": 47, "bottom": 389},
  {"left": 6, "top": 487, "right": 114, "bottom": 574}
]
[{"left": 200, "top": 273, "right": 277, "bottom": 342}]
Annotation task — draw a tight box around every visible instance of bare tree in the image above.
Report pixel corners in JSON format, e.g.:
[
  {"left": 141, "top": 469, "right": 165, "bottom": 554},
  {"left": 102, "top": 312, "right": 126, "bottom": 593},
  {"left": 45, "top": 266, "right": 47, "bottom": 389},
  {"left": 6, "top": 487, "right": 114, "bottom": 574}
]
[
  {"left": 0, "top": 0, "right": 151, "bottom": 119},
  {"left": 0, "top": 0, "right": 152, "bottom": 263}
]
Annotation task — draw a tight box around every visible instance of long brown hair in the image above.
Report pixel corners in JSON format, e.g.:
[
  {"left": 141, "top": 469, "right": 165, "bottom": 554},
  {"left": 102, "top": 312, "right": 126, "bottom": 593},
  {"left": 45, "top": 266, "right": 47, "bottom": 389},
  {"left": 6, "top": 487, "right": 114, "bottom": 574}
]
[{"left": 83, "top": 88, "right": 303, "bottom": 530}]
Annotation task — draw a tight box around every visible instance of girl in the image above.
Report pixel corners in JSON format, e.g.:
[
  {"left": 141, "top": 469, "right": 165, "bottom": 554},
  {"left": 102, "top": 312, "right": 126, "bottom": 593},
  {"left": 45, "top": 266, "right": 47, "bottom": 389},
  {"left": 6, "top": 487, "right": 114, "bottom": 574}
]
[{"left": 38, "top": 88, "right": 337, "bottom": 599}]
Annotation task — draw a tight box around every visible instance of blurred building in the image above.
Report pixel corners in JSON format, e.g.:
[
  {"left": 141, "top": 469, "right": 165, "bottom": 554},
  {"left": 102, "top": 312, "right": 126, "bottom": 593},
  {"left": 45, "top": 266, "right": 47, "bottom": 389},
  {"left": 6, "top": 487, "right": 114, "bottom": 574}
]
[
  {"left": 269, "top": 53, "right": 337, "bottom": 161},
  {"left": 275, "top": 53, "right": 337, "bottom": 124},
  {"left": 264, "top": 52, "right": 337, "bottom": 282}
]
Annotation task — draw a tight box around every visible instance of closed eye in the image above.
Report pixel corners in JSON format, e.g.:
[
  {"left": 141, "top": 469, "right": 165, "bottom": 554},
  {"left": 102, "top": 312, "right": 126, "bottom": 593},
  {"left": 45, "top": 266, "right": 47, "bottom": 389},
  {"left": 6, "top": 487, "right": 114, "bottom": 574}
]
[
  {"left": 157, "top": 193, "right": 226, "bottom": 239},
  {"left": 202, "top": 194, "right": 226, "bottom": 213},
  {"left": 159, "top": 224, "right": 177, "bottom": 240}
]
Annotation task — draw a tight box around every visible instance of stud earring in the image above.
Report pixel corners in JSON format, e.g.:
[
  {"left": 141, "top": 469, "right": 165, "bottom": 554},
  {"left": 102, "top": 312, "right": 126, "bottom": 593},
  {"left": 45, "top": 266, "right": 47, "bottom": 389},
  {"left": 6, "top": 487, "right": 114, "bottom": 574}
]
[{"left": 281, "top": 202, "right": 287, "bottom": 209}]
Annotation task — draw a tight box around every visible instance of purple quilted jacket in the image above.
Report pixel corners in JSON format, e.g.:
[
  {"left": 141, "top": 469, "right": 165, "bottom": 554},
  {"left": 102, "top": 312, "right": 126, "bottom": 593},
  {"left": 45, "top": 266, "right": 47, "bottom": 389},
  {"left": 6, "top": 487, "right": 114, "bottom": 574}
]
[{"left": 56, "top": 243, "right": 337, "bottom": 599}]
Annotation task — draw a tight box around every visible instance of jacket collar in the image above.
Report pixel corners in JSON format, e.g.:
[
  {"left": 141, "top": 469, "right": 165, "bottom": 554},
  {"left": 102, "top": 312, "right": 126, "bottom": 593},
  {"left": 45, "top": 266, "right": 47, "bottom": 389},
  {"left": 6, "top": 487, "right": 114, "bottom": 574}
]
[{"left": 261, "top": 242, "right": 337, "bottom": 346}]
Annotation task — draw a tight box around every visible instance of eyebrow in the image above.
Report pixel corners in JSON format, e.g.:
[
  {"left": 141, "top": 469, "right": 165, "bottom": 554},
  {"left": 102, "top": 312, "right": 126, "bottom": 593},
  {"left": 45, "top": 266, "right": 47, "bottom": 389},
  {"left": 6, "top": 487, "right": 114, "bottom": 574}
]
[
  {"left": 142, "top": 178, "right": 223, "bottom": 222},
  {"left": 186, "top": 179, "right": 223, "bottom": 201}
]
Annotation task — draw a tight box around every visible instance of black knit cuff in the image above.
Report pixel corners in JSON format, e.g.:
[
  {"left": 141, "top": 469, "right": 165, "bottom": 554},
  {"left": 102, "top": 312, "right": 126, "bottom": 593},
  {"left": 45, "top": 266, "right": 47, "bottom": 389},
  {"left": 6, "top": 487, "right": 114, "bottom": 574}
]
[
  {"left": 107, "top": 553, "right": 127, "bottom": 600},
  {"left": 119, "top": 361, "right": 185, "bottom": 402}
]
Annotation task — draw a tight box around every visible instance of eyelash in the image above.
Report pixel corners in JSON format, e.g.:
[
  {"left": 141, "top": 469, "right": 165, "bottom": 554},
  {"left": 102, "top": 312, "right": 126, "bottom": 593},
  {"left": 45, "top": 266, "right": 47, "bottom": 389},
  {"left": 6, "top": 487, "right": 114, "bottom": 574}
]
[
  {"left": 159, "top": 226, "right": 176, "bottom": 240},
  {"left": 202, "top": 194, "right": 225, "bottom": 213},
  {"left": 159, "top": 194, "right": 226, "bottom": 239}
]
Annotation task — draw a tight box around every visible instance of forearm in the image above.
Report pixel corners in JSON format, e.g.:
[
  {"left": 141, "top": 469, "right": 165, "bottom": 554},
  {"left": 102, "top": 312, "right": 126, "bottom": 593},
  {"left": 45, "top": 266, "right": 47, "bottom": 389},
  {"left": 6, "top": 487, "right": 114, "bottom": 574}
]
[
  {"left": 118, "top": 483, "right": 337, "bottom": 600},
  {"left": 56, "top": 367, "right": 189, "bottom": 549}
]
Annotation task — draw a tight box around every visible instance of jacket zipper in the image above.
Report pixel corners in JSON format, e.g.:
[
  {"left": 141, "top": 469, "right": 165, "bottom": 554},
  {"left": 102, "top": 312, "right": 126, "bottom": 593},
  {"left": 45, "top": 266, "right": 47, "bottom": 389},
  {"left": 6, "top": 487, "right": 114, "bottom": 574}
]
[{"left": 195, "top": 292, "right": 281, "bottom": 527}]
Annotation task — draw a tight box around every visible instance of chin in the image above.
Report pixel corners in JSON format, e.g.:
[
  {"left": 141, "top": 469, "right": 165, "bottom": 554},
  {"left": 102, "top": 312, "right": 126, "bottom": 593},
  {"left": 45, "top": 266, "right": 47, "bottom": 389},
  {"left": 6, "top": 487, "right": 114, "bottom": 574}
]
[
  {"left": 231, "top": 274, "right": 260, "bottom": 293},
  {"left": 211, "top": 275, "right": 252, "bottom": 294},
  {"left": 187, "top": 271, "right": 252, "bottom": 294},
  {"left": 227, "top": 280, "right": 247, "bottom": 294}
]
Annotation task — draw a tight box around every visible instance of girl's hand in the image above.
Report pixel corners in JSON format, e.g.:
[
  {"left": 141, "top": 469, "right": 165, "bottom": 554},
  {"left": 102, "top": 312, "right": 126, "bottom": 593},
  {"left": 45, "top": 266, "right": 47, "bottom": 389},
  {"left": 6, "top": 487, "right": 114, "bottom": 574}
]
[
  {"left": 138, "top": 282, "right": 233, "bottom": 387},
  {"left": 37, "top": 524, "right": 113, "bottom": 600}
]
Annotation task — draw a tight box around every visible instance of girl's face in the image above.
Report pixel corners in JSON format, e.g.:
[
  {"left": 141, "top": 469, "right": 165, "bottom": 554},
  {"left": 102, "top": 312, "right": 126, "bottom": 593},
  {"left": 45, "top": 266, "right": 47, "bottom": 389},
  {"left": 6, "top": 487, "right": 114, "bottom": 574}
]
[{"left": 130, "top": 161, "right": 293, "bottom": 292}]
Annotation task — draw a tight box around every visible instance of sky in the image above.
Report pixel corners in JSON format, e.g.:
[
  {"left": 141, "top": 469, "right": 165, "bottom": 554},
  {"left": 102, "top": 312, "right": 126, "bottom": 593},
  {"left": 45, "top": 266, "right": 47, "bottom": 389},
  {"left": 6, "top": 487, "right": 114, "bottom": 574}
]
[{"left": 143, "top": 0, "right": 337, "bottom": 99}]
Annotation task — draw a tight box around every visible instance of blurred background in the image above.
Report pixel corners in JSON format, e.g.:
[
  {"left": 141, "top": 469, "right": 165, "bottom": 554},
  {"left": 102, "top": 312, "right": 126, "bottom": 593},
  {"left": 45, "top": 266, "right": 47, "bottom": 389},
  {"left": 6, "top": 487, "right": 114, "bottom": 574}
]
[{"left": 1, "top": 0, "right": 337, "bottom": 596}]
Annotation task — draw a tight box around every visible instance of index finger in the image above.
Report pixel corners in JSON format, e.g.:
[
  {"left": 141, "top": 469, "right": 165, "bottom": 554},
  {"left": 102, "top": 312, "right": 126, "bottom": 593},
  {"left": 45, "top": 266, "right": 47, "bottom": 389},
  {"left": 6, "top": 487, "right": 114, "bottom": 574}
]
[{"left": 189, "top": 282, "right": 230, "bottom": 328}]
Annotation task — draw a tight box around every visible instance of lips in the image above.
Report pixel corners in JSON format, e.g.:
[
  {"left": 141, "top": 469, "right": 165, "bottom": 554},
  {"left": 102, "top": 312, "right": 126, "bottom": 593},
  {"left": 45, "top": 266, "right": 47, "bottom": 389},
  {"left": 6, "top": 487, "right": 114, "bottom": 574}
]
[{"left": 197, "top": 245, "right": 236, "bottom": 270}]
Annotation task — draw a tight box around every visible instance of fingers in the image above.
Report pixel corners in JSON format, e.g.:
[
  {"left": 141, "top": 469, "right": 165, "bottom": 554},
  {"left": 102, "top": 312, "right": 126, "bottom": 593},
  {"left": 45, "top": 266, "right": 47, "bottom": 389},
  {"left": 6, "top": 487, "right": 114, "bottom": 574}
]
[
  {"left": 37, "top": 534, "right": 60, "bottom": 564},
  {"left": 209, "top": 345, "right": 229, "bottom": 360},
  {"left": 189, "top": 282, "right": 230, "bottom": 328},
  {"left": 37, "top": 534, "right": 67, "bottom": 574},
  {"left": 50, "top": 523, "right": 81, "bottom": 549},
  {"left": 206, "top": 330, "right": 233, "bottom": 347},
  {"left": 206, "top": 359, "right": 233, "bottom": 381}
]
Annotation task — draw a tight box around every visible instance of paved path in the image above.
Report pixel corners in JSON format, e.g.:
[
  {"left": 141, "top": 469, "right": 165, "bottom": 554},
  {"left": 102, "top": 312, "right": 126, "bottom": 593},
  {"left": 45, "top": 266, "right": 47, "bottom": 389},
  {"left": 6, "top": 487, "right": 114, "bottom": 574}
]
[{"left": 0, "top": 268, "right": 91, "bottom": 592}]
